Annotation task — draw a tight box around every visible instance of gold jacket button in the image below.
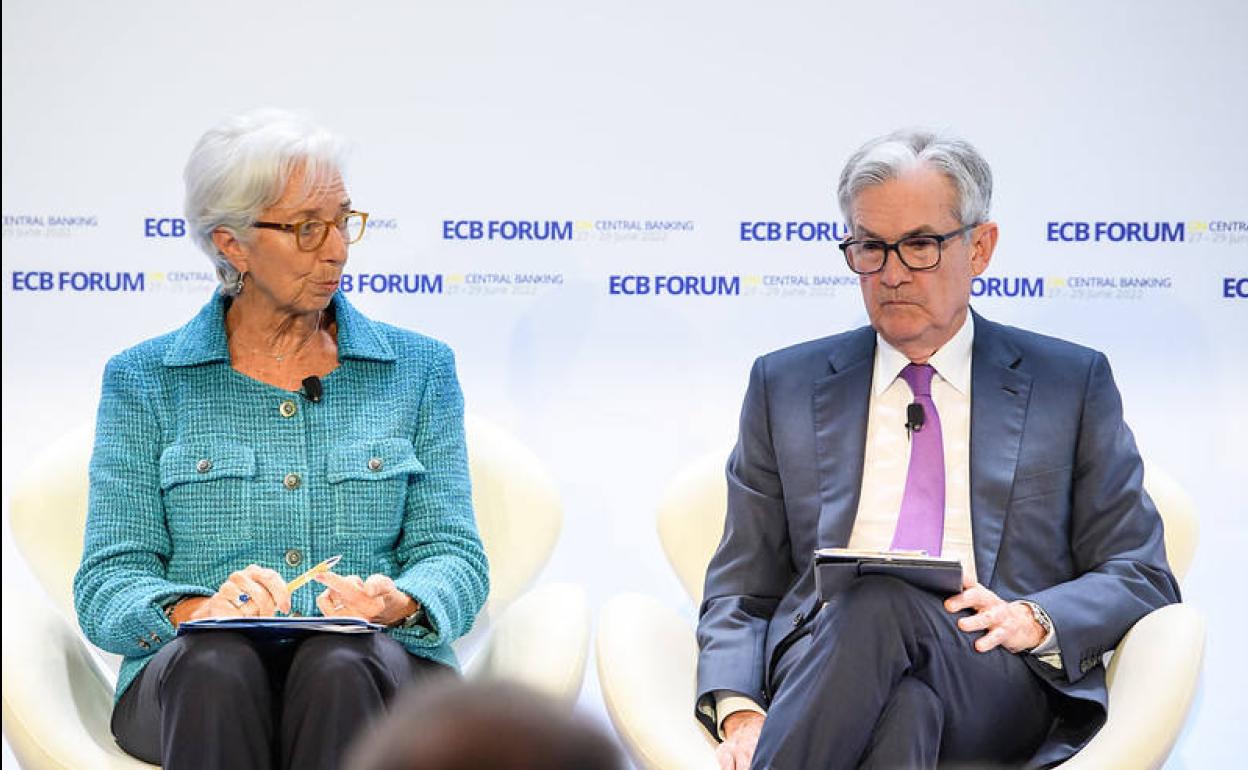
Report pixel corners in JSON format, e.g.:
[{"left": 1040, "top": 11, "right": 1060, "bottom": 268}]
[
  {"left": 367, "top": 457, "right": 383, "bottom": 472},
  {"left": 196, "top": 458, "right": 212, "bottom": 473},
  {"left": 285, "top": 549, "right": 303, "bottom": 567},
  {"left": 279, "top": 400, "right": 298, "bottom": 418},
  {"left": 283, "top": 472, "right": 302, "bottom": 490}
]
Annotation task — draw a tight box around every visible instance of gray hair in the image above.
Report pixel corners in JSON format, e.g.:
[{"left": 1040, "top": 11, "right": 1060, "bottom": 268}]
[
  {"left": 837, "top": 129, "right": 993, "bottom": 228},
  {"left": 183, "top": 108, "right": 348, "bottom": 295}
]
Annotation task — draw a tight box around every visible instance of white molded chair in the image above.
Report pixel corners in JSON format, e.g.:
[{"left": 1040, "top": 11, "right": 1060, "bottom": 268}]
[
  {"left": 596, "top": 452, "right": 1204, "bottom": 770},
  {"left": 2, "top": 415, "right": 588, "bottom": 769}
]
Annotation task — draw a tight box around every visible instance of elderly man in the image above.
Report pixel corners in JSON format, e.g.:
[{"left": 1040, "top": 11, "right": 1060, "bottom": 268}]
[{"left": 696, "top": 129, "right": 1178, "bottom": 769}]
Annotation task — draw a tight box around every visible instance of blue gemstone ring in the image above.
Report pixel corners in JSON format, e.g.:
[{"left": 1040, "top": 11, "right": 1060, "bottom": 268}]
[{"left": 237, "top": 593, "right": 251, "bottom": 604}]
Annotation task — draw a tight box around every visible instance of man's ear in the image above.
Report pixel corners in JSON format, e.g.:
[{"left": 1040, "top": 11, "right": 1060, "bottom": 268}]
[
  {"left": 211, "top": 227, "right": 248, "bottom": 276},
  {"left": 969, "top": 222, "right": 999, "bottom": 277}
]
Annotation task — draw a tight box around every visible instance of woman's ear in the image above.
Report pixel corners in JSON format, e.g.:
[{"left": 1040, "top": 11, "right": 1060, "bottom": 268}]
[{"left": 211, "top": 227, "right": 248, "bottom": 275}]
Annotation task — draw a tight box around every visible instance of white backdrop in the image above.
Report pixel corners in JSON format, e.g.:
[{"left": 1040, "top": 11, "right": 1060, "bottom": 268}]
[{"left": 3, "top": 1, "right": 1245, "bottom": 767}]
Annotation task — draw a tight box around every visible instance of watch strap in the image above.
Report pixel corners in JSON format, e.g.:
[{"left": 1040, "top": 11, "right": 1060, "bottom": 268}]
[
  {"left": 398, "top": 603, "right": 425, "bottom": 629},
  {"left": 1020, "top": 600, "right": 1054, "bottom": 649}
]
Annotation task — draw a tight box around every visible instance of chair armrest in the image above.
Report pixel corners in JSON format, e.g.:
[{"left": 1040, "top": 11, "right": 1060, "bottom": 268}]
[
  {"left": 465, "top": 582, "right": 589, "bottom": 706},
  {"left": 2, "top": 585, "right": 157, "bottom": 768},
  {"left": 1055, "top": 603, "right": 1205, "bottom": 770},
  {"left": 597, "top": 592, "right": 718, "bottom": 770}
]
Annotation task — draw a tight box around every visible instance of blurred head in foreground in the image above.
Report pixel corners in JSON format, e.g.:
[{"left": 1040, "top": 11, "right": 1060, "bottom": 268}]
[{"left": 347, "top": 679, "right": 624, "bottom": 770}]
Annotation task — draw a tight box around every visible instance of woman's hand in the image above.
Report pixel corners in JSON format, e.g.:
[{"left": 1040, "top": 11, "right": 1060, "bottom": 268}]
[
  {"left": 314, "top": 571, "right": 419, "bottom": 626},
  {"left": 170, "top": 565, "right": 291, "bottom": 626}
]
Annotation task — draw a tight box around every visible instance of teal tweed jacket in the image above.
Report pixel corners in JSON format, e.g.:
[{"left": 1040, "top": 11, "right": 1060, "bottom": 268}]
[{"left": 73, "top": 291, "right": 489, "bottom": 700}]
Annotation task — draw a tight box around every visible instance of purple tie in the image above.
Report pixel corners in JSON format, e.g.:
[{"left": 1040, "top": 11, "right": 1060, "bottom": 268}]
[{"left": 891, "top": 363, "right": 945, "bottom": 556}]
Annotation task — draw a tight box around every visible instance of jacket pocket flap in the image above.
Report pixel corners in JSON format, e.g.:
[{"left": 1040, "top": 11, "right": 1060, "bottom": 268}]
[
  {"left": 159, "top": 442, "right": 257, "bottom": 490},
  {"left": 327, "top": 438, "right": 425, "bottom": 483}
]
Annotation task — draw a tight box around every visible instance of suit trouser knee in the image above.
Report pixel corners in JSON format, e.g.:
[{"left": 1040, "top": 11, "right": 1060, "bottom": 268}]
[
  {"left": 282, "top": 633, "right": 451, "bottom": 770},
  {"left": 753, "top": 576, "right": 1053, "bottom": 770},
  {"left": 113, "top": 632, "right": 274, "bottom": 768},
  {"left": 113, "top": 632, "right": 450, "bottom": 770}
]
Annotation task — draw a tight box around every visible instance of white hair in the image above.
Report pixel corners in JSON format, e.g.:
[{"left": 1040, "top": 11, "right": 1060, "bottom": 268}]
[
  {"left": 183, "top": 108, "right": 348, "bottom": 295},
  {"left": 837, "top": 129, "right": 993, "bottom": 228}
]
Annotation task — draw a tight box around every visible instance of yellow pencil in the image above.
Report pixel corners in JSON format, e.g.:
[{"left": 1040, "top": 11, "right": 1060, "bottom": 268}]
[{"left": 286, "top": 554, "right": 343, "bottom": 594}]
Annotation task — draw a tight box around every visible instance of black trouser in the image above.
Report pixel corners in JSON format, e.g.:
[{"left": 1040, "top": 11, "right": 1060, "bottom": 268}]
[
  {"left": 753, "top": 576, "right": 1056, "bottom": 770},
  {"left": 112, "top": 631, "right": 450, "bottom": 770}
]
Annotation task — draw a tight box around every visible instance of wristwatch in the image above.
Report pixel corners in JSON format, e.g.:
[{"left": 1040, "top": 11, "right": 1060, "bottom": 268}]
[
  {"left": 397, "top": 602, "right": 425, "bottom": 629},
  {"left": 1022, "top": 600, "right": 1053, "bottom": 645}
]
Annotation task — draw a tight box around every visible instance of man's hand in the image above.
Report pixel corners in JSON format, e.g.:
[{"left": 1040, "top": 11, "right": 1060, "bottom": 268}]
[
  {"left": 945, "top": 574, "right": 1045, "bottom": 653},
  {"left": 716, "top": 711, "right": 764, "bottom": 770}
]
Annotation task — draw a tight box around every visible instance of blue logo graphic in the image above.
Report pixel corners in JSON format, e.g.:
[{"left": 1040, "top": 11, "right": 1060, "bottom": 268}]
[
  {"left": 739, "top": 221, "right": 850, "bottom": 242},
  {"left": 340, "top": 273, "right": 443, "bottom": 294},
  {"left": 1045, "top": 221, "right": 1184, "bottom": 243},
  {"left": 144, "top": 218, "right": 186, "bottom": 237},
  {"left": 972, "top": 277, "right": 1044, "bottom": 298},
  {"left": 609, "top": 275, "right": 740, "bottom": 296},
  {"left": 1224, "top": 278, "right": 1248, "bottom": 298},
  {"left": 10, "top": 271, "right": 144, "bottom": 292},
  {"left": 971, "top": 275, "right": 1174, "bottom": 301},
  {"left": 442, "top": 220, "right": 573, "bottom": 241},
  {"left": 442, "top": 219, "right": 692, "bottom": 243}
]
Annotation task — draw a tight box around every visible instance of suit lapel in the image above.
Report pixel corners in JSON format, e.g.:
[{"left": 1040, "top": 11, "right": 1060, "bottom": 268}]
[
  {"left": 969, "top": 312, "right": 1032, "bottom": 586},
  {"left": 812, "top": 328, "right": 876, "bottom": 548}
]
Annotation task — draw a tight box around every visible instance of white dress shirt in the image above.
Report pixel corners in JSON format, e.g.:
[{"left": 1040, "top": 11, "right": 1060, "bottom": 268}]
[{"left": 850, "top": 312, "right": 976, "bottom": 579}]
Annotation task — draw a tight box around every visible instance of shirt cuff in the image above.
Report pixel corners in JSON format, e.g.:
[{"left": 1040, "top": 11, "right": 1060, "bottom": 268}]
[{"left": 713, "top": 690, "right": 767, "bottom": 739}]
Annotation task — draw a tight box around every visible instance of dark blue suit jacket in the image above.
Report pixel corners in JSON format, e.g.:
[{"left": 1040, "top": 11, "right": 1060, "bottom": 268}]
[{"left": 695, "top": 311, "right": 1179, "bottom": 766}]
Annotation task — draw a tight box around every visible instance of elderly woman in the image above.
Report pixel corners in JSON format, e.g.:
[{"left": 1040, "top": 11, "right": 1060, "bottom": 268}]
[{"left": 73, "top": 109, "right": 489, "bottom": 769}]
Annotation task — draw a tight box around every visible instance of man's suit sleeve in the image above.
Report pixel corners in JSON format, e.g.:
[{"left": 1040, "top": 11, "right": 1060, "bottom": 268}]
[
  {"left": 695, "top": 355, "right": 797, "bottom": 734},
  {"left": 1026, "top": 352, "right": 1180, "bottom": 684}
]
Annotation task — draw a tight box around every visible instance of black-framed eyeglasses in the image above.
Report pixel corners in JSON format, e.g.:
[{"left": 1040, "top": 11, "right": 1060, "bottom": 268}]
[
  {"left": 838, "top": 224, "right": 977, "bottom": 275},
  {"left": 252, "top": 210, "right": 369, "bottom": 252}
]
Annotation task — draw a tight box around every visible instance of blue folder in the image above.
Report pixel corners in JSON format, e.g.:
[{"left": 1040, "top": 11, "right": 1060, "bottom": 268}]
[{"left": 177, "top": 616, "right": 383, "bottom": 645}]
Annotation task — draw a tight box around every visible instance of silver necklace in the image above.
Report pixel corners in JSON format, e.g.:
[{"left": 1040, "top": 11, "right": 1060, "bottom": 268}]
[{"left": 248, "top": 310, "right": 324, "bottom": 363}]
